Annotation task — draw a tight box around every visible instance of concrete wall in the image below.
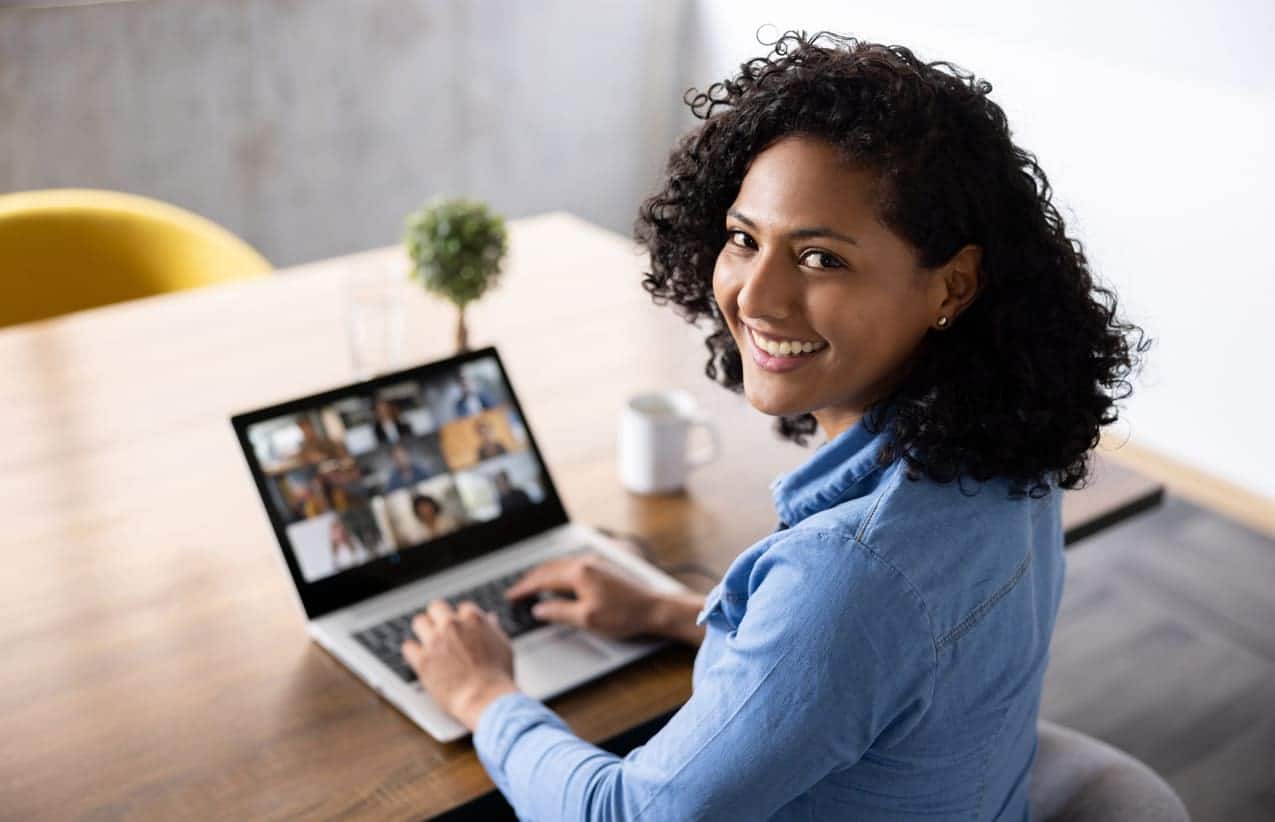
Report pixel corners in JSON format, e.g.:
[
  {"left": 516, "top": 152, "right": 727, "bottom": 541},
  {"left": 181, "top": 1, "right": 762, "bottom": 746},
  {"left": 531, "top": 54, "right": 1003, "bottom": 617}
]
[
  {"left": 685, "top": 0, "right": 1275, "bottom": 499},
  {"left": 0, "top": 0, "right": 691, "bottom": 266}
]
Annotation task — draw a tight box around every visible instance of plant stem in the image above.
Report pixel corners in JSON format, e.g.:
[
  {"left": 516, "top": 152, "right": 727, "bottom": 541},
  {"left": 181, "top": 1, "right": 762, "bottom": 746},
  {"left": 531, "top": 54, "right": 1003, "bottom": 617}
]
[{"left": 456, "top": 307, "right": 469, "bottom": 352}]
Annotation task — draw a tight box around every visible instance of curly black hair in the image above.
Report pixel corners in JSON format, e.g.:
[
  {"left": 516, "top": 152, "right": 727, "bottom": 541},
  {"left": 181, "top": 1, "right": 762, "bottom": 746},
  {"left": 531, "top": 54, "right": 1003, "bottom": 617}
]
[
  {"left": 634, "top": 29, "right": 1150, "bottom": 498},
  {"left": 411, "top": 494, "right": 441, "bottom": 517}
]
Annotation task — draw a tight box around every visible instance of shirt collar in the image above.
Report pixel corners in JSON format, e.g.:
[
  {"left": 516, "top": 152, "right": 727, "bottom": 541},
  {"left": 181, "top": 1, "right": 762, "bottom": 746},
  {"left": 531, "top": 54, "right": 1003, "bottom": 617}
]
[{"left": 770, "top": 402, "right": 899, "bottom": 528}]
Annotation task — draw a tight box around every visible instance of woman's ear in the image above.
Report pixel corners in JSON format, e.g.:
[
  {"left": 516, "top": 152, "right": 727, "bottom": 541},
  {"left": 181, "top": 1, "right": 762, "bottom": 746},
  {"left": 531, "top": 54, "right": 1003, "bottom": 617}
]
[{"left": 933, "top": 244, "right": 982, "bottom": 321}]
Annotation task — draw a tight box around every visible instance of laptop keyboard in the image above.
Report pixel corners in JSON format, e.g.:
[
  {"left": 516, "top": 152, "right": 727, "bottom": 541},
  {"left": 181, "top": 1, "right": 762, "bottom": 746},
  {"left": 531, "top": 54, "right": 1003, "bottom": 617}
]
[{"left": 353, "top": 560, "right": 577, "bottom": 684}]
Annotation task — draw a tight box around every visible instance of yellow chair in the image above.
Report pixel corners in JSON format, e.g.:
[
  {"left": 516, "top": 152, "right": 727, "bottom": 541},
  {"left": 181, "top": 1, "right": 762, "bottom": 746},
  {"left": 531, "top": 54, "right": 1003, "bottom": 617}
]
[{"left": 0, "top": 188, "right": 272, "bottom": 328}]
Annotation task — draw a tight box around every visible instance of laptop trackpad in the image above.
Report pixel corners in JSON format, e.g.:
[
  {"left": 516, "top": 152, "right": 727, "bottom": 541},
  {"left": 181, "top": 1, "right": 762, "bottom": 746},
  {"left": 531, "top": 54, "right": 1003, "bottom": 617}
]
[{"left": 515, "top": 629, "right": 610, "bottom": 695}]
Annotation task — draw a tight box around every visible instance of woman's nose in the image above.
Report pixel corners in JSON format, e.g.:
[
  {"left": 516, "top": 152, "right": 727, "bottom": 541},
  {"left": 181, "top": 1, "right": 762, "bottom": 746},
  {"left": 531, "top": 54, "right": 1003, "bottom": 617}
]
[{"left": 736, "top": 248, "right": 798, "bottom": 321}]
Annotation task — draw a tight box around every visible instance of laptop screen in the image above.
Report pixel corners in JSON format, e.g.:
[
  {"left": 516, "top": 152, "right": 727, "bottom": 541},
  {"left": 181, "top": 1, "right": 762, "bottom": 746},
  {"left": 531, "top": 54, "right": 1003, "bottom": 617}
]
[{"left": 232, "top": 346, "right": 569, "bottom": 618}]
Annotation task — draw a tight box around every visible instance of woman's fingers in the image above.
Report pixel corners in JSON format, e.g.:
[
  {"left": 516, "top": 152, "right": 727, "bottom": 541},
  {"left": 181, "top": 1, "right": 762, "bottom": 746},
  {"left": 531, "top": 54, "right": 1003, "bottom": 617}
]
[
  {"left": 401, "top": 638, "right": 424, "bottom": 666},
  {"left": 504, "top": 557, "right": 584, "bottom": 600},
  {"left": 456, "top": 601, "right": 487, "bottom": 624},
  {"left": 427, "top": 598, "right": 454, "bottom": 622},
  {"left": 409, "top": 598, "right": 453, "bottom": 641},
  {"left": 529, "top": 597, "right": 589, "bottom": 629}
]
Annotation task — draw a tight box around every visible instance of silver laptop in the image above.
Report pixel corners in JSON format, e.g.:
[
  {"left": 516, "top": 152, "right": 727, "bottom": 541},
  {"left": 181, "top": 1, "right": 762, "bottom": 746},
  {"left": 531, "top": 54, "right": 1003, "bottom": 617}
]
[{"left": 231, "top": 345, "right": 687, "bottom": 742}]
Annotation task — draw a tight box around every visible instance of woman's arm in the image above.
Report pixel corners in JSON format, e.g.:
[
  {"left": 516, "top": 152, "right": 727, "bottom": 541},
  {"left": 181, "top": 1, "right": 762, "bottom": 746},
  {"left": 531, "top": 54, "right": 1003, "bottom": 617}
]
[{"left": 474, "top": 532, "right": 937, "bottom": 821}]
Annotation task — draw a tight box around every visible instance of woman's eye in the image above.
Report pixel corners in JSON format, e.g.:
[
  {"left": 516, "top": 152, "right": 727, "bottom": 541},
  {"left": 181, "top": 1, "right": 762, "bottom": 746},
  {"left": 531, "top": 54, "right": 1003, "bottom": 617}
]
[
  {"left": 801, "top": 249, "right": 844, "bottom": 270},
  {"left": 724, "top": 232, "right": 843, "bottom": 270}
]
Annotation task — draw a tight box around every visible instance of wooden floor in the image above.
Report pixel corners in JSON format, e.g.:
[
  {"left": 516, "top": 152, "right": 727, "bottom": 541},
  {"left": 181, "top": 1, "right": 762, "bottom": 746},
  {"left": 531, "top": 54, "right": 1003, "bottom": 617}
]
[{"left": 1041, "top": 492, "right": 1275, "bottom": 822}]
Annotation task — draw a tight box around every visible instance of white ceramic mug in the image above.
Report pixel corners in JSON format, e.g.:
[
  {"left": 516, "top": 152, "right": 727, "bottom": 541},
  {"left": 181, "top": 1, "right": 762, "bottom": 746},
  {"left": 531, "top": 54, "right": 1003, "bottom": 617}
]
[{"left": 618, "top": 389, "right": 721, "bottom": 494}]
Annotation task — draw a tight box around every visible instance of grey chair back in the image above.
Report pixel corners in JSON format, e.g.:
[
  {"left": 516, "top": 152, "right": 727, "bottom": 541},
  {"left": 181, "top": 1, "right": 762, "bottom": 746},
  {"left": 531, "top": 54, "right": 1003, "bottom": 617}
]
[{"left": 1031, "top": 719, "right": 1190, "bottom": 822}]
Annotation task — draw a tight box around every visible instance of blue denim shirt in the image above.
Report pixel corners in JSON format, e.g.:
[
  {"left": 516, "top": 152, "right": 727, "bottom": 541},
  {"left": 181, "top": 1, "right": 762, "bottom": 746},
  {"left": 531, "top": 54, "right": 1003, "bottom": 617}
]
[{"left": 474, "top": 407, "right": 1066, "bottom": 820}]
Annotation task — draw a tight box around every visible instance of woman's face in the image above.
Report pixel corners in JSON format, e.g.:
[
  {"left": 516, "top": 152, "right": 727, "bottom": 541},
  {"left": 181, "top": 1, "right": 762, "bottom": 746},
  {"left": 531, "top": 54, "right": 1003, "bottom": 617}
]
[
  {"left": 712, "top": 135, "right": 947, "bottom": 439},
  {"left": 414, "top": 501, "right": 438, "bottom": 524}
]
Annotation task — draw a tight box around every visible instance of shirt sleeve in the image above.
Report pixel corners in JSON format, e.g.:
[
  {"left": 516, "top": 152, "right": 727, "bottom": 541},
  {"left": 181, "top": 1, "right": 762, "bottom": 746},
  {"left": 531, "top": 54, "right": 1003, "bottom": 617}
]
[{"left": 472, "top": 531, "right": 937, "bottom": 821}]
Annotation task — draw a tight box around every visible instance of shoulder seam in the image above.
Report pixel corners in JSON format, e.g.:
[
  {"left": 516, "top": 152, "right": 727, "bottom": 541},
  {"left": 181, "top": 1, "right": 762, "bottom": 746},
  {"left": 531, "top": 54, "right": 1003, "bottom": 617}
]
[
  {"left": 847, "top": 533, "right": 940, "bottom": 723},
  {"left": 794, "top": 529, "right": 940, "bottom": 713}
]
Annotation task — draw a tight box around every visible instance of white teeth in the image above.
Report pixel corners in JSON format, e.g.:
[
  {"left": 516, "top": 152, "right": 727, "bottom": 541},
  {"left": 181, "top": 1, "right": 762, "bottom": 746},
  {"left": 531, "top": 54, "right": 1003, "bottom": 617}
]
[{"left": 750, "top": 327, "right": 825, "bottom": 358}]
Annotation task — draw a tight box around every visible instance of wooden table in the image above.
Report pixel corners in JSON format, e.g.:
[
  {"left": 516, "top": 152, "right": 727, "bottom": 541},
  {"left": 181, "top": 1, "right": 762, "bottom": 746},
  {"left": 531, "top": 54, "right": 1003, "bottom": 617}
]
[{"left": 0, "top": 212, "right": 1162, "bottom": 820}]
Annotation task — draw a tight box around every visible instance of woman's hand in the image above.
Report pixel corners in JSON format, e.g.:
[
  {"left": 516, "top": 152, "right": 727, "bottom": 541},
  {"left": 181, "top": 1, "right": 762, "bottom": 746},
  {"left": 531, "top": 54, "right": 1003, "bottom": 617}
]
[
  {"left": 505, "top": 554, "right": 707, "bottom": 646},
  {"left": 401, "top": 600, "right": 520, "bottom": 731}
]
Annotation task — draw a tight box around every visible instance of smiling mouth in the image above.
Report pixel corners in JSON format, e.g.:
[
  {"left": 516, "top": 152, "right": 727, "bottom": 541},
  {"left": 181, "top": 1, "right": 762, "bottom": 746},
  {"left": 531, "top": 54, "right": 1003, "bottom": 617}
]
[
  {"left": 744, "top": 326, "right": 826, "bottom": 373},
  {"left": 745, "top": 325, "right": 827, "bottom": 357}
]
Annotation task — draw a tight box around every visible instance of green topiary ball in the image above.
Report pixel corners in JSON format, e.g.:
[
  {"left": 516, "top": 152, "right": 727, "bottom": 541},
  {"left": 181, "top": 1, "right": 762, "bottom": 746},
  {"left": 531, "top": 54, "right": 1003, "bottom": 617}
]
[{"left": 403, "top": 196, "right": 508, "bottom": 309}]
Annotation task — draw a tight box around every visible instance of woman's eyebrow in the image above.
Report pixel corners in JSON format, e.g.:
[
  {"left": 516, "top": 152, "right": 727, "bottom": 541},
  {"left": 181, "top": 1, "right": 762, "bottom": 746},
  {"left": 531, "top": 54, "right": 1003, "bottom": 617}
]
[{"left": 727, "top": 208, "right": 858, "bottom": 246}]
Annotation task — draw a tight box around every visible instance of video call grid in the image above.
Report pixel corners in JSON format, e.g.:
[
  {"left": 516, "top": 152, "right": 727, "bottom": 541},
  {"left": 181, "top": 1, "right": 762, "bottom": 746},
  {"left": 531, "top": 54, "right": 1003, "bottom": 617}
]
[{"left": 246, "top": 358, "right": 549, "bottom": 582}]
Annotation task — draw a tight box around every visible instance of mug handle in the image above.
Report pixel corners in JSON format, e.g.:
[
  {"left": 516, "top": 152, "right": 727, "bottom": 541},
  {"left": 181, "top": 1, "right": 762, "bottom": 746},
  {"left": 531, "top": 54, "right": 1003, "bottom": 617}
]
[{"left": 686, "top": 414, "right": 721, "bottom": 471}]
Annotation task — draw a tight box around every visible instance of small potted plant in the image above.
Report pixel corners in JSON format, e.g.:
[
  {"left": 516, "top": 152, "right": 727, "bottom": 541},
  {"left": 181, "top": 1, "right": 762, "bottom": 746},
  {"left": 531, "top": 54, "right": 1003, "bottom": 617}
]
[{"left": 404, "top": 196, "right": 508, "bottom": 352}]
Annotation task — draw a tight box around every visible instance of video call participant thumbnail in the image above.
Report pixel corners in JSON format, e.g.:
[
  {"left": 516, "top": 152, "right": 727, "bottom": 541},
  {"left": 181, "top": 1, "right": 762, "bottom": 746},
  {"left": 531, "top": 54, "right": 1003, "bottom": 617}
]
[{"left": 411, "top": 493, "right": 463, "bottom": 541}]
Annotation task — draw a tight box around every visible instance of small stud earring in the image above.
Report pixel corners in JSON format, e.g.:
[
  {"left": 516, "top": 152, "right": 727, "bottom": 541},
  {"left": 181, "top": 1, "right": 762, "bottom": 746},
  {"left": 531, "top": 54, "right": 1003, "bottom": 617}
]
[{"left": 935, "top": 315, "right": 950, "bottom": 329}]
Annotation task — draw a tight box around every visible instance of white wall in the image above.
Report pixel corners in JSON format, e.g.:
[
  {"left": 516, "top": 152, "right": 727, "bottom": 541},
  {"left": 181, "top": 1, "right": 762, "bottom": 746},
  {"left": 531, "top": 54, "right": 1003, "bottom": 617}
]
[{"left": 685, "top": 0, "right": 1275, "bottom": 498}]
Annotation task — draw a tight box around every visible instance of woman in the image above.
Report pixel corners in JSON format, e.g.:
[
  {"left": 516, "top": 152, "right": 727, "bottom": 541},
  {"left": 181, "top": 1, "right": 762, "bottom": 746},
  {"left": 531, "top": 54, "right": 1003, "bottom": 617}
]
[
  {"left": 411, "top": 493, "right": 462, "bottom": 540},
  {"left": 329, "top": 517, "right": 372, "bottom": 572},
  {"left": 296, "top": 416, "right": 347, "bottom": 465},
  {"left": 297, "top": 475, "right": 329, "bottom": 519},
  {"left": 400, "top": 31, "right": 1147, "bottom": 820}
]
